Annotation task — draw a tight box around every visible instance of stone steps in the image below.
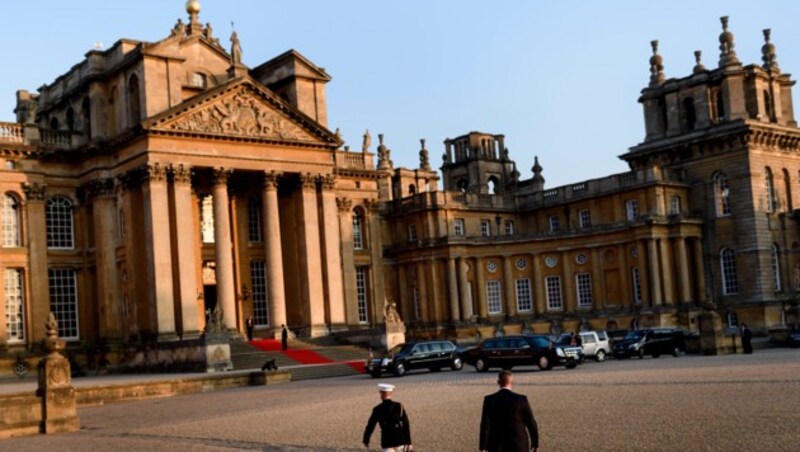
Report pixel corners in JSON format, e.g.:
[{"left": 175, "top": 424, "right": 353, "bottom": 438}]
[{"left": 288, "top": 363, "right": 363, "bottom": 381}]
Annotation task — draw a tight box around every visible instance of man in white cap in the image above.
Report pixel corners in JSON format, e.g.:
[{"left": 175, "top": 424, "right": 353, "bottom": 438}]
[{"left": 362, "top": 383, "right": 413, "bottom": 451}]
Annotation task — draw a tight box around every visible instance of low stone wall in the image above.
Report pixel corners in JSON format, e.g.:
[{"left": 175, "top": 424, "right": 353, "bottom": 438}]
[{"left": 0, "top": 370, "right": 290, "bottom": 439}]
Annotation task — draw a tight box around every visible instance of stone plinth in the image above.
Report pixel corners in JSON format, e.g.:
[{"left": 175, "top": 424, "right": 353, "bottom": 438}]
[
  {"left": 698, "top": 311, "right": 739, "bottom": 355},
  {"left": 204, "top": 339, "right": 233, "bottom": 372},
  {"left": 36, "top": 312, "right": 79, "bottom": 434},
  {"left": 381, "top": 322, "right": 406, "bottom": 351}
]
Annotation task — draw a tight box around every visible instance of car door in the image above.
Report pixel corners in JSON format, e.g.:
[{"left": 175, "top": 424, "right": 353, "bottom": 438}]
[
  {"left": 408, "top": 344, "right": 430, "bottom": 369},
  {"left": 581, "top": 333, "right": 597, "bottom": 355},
  {"left": 429, "top": 342, "right": 446, "bottom": 367}
]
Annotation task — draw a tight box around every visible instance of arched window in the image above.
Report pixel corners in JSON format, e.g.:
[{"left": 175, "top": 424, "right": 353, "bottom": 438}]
[
  {"left": 408, "top": 184, "right": 416, "bottom": 196},
  {"left": 726, "top": 312, "right": 739, "bottom": 329},
  {"left": 713, "top": 172, "right": 731, "bottom": 216},
  {"left": 46, "top": 196, "right": 74, "bottom": 249},
  {"left": 81, "top": 97, "right": 91, "bottom": 137},
  {"left": 2, "top": 193, "right": 21, "bottom": 247},
  {"left": 772, "top": 244, "right": 782, "bottom": 292},
  {"left": 765, "top": 167, "right": 775, "bottom": 213},
  {"left": 50, "top": 117, "right": 59, "bottom": 131},
  {"left": 247, "top": 195, "right": 262, "bottom": 243},
  {"left": 682, "top": 97, "right": 696, "bottom": 131},
  {"left": 784, "top": 169, "right": 793, "bottom": 211},
  {"left": 128, "top": 74, "right": 141, "bottom": 125},
  {"left": 720, "top": 248, "right": 739, "bottom": 295},
  {"left": 457, "top": 179, "right": 468, "bottom": 193},
  {"left": 65, "top": 107, "right": 75, "bottom": 132},
  {"left": 487, "top": 177, "right": 498, "bottom": 195},
  {"left": 352, "top": 208, "right": 365, "bottom": 250}
]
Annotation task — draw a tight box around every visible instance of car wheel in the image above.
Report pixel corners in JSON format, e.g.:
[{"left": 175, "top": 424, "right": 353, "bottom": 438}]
[
  {"left": 538, "top": 355, "right": 551, "bottom": 371},
  {"left": 595, "top": 350, "right": 606, "bottom": 362},
  {"left": 565, "top": 359, "right": 578, "bottom": 369},
  {"left": 672, "top": 347, "right": 682, "bottom": 357},
  {"left": 638, "top": 348, "right": 645, "bottom": 359},
  {"left": 475, "top": 358, "right": 489, "bottom": 372},
  {"left": 393, "top": 363, "right": 406, "bottom": 377},
  {"left": 451, "top": 357, "right": 463, "bottom": 371}
]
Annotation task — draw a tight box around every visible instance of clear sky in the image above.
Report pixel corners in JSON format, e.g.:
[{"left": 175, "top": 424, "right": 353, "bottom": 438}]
[{"left": 1, "top": 1, "right": 799, "bottom": 188}]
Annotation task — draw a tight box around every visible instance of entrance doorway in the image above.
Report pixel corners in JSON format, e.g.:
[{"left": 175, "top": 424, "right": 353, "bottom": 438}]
[{"left": 204, "top": 284, "right": 217, "bottom": 321}]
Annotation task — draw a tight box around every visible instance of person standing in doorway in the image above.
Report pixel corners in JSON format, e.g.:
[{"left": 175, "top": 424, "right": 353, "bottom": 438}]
[
  {"left": 245, "top": 316, "right": 254, "bottom": 341},
  {"left": 480, "top": 370, "right": 539, "bottom": 452},
  {"left": 741, "top": 323, "right": 753, "bottom": 354},
  {"left": 363, "top": 383, "right": 412, "bottom": 451},
  {"left": 281, "top": 324, "right": 289, "bottom": 351}
]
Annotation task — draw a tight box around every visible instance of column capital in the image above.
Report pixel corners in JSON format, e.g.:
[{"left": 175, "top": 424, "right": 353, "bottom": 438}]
[
  {"left": 299, "top": 172, "right": 318, "bottom": 190},
  {"left": 336, "top": 197, "right": 353, "bottom": 212},
  {"left": 364, "top": 198, "right": 381, "bottom": 213},
  {"left": 321, "top": 174, "right": 337, "bottom": 191},
  {"left": 21, "top": 182, "right": 46, "bottom": 201},
  {"left": 142, "top": 163, "right": 167, "bottom": 184},
  {"left": 263, "top": 171, "right": 282, "bottom": 190},
  {"left": 117, "top": 170, "right": 142, "bottom": 191},
  {"left": 82, "top": 177, "right": 116, "bottom": 199},
  {"left": 171, "top": 164, "right": 192, "bottom": 185},
  {"left": 212, "top": 167, "right": 233, "bottom": 186}
]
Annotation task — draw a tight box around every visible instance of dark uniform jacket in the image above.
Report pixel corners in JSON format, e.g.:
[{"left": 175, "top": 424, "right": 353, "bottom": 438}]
[
  {"left": 363, "top": 399, "right": 411, "bottom": 448},
  {"left": 480, "top": 388, "right": 538, "bottom": 452}
]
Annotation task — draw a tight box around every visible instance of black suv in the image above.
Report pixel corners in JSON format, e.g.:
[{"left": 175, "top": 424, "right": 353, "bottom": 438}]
[
  {"left": 462, "top": 335, "right": 581, "bottom": 372},
  {"left": 613, "top": 328, "right": 686, "bottom": 359},
  {"left": 367, "top": 340, "right": 463, "bottom": 377}
]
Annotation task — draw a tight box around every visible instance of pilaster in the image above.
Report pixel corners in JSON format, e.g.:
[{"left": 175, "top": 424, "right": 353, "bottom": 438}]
[
  {"left": 647, "top": 238, "right": 663, "bottom": 307},
  {"left": 474, "top": 257, "right": 488, "bottom": 319},
  {"left": 447, "top": 258, "right": 460, "bottom": 322},
  {"left": 458, "top": 257, "right": 472, "bottom": 321},
  {"left": 336, "top": 197, "right": 358, "bottom": 325},
  {"left": 676, "top": 237, "right": 692, "bottom": 304},
  {"left": 503, "top": 256, "right": 516, "bottom": 317},
  {"left": 660, "top": 238, "right": 675, "bottom": 306},
  {"left": 21, "top": 182, "right": 49, "bottom": 342}
]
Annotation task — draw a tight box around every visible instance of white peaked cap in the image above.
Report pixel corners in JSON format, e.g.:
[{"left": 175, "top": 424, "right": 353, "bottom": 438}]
[{"left": 378, "top": 383, "right": 395, "bottom": 392}]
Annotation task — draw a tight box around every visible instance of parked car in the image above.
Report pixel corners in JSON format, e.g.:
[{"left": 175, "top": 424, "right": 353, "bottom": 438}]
[
  {"left": 613, "top": 328, "right": 686, "bottom": 359},
  {"left": 366, "top": 340, "right": 463, "bottom": 378},
  {"left": 462, "top": 335, "right": 581, "bottom": 372},
  {"left": 556, "top": 331, "right": 611, "bottom": 362},
  {"left": 788, "top": 327, "right": 800, "bottom": 347}
]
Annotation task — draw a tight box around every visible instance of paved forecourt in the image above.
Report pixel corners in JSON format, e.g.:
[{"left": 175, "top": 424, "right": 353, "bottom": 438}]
[{"left": 1, "top": 348, "right": 799, "bottom": 451}]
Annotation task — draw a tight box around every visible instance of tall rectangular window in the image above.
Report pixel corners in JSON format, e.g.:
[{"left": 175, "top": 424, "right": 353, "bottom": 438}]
[
  {"left": 579, "top": 209, "right": 591, "bottom": 229},
  {"left": 486, "top": 280, "right": 502, "bottom": 314},
  {"left": 48, "top": 268, "right": 79, "bottom": 340},
  {"left": 576, "top": 273, "right": 593, "bottom": 308},
  {"left": 454, "top": 219, "right": 465, "bottom": 237},
  {"left": 549, "top": 215, "right": 560, "bottom": 232},
  {"left": 631, "top": 267, "right": 642, "bottom": 304},
  {"left": 671, "top": 196, "right": 682, "bottom": 215},
  {"left": 4, "top": 269, "right": 25, "bottom": 343},
  {"left": 247, "top": 196, "right": 262, "bottom": 243},
  {"left": 356, "top": 266, "right": 369, "bottom": 323},
  {"left": 515, "top": 278, "right": 532, "bottom": 312},
  {"left": 352, "top": 210, "right": 364, "bottom": 250},
  {"left": 250, "top": 260, "right": 269, "bottom": 327},
  {"left": 46, "top": 197, "right": 75, "bottom": 249},
  {"left": 2, "top": 194, "right": 21, "bottom": 247},
  {"left": 412, "top": 286, "right": 420, "bottom": 320},
  {"left": 408, "top": 224, "right": 418, "bottom": 241},
  {"left": 626, "top": 200, "right": 639, "bottom": 221},
  {"left": 772, "top": 245, "right": 782, "bottom": 292},
  {"left": 480, "top": 219, "right": 491, "bottom": 237},
  {"left": 545, "top": 276, "right": 563, "bottom": 311},
  {"left": 505, "top": 220, "right": 515, "bottom": 236}
]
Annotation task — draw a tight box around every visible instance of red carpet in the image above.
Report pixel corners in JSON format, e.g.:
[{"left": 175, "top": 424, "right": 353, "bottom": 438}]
[
  {"left": 250, "top": 339, "right": 282, "bottom": 352},
  {"left": 345, "top": 360, "right": 367, "bottom": 374},
  {"left": 284, "top": 349, "right": 333, "bottom": 364}
]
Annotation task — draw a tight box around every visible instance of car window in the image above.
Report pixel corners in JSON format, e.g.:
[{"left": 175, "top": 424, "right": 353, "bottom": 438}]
[
  {"left": 624, "top": 331, "right": 644, "bottom": 341},
  {"left": 442, "top": 342, "right": 455, "bottom": 352},
  {"left": 513, "top": 338, "right": 528, "bottom": 348},
  {"left": 530, "top": 336, "right": 550, "bottom": 348},
  {"left": 597, "top": 331, "right": 608, "bottom": 341},
  {"left": 555, "top": 334, "right": 571, "bottom": 345},
  {"left": 582, "top": 334, "right": 596, "bottom": 344},
  {"left": 495, "top": 339, "right": 510, "bottom": 349},
  {"left": 429, "top": 343, "right": 443, "bottom": 352},
  {"left": 483, "top": 341, "right": 495, "bottom": 350}
]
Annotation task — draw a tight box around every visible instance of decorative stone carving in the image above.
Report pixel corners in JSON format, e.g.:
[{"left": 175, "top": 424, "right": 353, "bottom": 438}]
[
  {"left": 364, "top": 198, "right": 381, "bottom": 213},
  {"left": 117, "top": 171, "right": 142, "bottom": 191},
  {"left": 362, "top": 129, "right": 371, "bottom": 153},
  {"left": 142, "top": 163, "right": 167, "bottom": 184},
  {"left": 336, "top": 197, "right": 352, "bottom": 212},
  {"left": 84, "top": 178, "right": 115, "bottom": 198},
  {"left": 168, "top": 91, "right": 313, "bottom": 142},
  {"left": 299, "top": 173, "right": 317, "bottom": 190},
  {"left": 263, "top": 171, "right": 281, "bottom": 190},
  {"left": 321, "top": 174, "right": 336, "bottom": 191},
  {"left": 171, "top": 164, "right": 192, "bottom": 185},
  {"left": 21, "top": 182, "right": 46, "bottom": 201},
  {"left": 376, "top": 133, "right": 393, "bottom": 170},
  {"left": 382, "top": 298, "right": 406, "bottom": 351},
  {"left": 37, "top": 312, "right": 79, "bottom": 434},
  {"left": 419, "top": 138, "right": 431, "bottom": 171},
  {"left": 212, "top": 167, "right": 232, "bottom": 186}
]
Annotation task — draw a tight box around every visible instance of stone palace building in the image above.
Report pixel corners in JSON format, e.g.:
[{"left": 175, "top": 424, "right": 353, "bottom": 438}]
[{"left": 1, "top": 4, "right": 799, "bottom": 371}]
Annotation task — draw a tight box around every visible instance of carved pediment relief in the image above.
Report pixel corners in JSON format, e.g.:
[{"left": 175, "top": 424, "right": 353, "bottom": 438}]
[{"left": 159, "top": 88, "right": 317, "bottom": 142}]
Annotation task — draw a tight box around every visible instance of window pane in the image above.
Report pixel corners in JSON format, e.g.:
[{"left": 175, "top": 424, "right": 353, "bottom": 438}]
[
  {"left": 545, "top": 276, "right": 562, "bottom": 311},
  {"left": 2, "top": 194, "right": 20, "bottom": 247},
  {"left": 4, "top": 269, "right": 25, "bottom": 343},
  {"left": 487, "top": 280, "right": 502, "bottom": 314},
  {"left": 515, "top": 278, "right": 532, "bottom": 312},
  {"left": 250, "top": 260, "right": 269, "bottom": 326},
  {"left": 46, "top": 197, "right": 74, "bottom": 249},
  {"left": 48, "top": 268, "right": 79, "bottom": 340}
]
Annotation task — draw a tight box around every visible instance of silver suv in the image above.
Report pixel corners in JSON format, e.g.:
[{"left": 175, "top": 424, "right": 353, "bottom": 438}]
[{"left": 557, "top": 331, "right": 610, "bottom": 362}]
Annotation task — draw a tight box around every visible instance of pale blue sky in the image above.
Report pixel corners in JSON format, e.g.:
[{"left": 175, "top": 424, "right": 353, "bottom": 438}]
[{"left": 1, "top": 1, "right": 799, "bottom": 187}]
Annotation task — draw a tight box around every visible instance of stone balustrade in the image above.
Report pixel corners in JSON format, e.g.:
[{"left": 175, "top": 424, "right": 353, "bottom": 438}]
[
  {"left": 334, "top": 150, "right": 373, "bottom": 170},
  {"left": 0, "top": 122, "right": 24, "bottom": 144},
  {"left": 40, "top": 129, "right": 73, "bottom": 147}
]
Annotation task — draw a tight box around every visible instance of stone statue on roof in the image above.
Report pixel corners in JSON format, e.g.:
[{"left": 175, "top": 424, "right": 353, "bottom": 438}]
[{"left": 230, "top": 30, "right": 243, "bottom": 66}]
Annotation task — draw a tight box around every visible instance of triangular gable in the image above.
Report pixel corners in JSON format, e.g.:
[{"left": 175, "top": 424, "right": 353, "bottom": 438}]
[{"left": 144, "top": 78, "right": 338, "bottom": 146}]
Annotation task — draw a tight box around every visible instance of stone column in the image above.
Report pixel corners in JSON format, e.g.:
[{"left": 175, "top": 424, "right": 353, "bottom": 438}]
[
  {"left": 142, "top": 164, "right": 177, "bottom": 339},
  {"left": 458, "top": 257, "right": 472, "bottom": 321},
  {"left": 172, "top": 164, "right": 200, "bottom": 338},
  {"left": 647, "top": 238, "right": 663, "bottom": 307},
  {"left": 591, "top": 247, "right": 605, "bottom": 311},
  {"left": 619, "top": 244, "right": 631, "bottom": 308},
  {"left": 417, "top": 260, "right": 430, "bottom": 323},
  {"left": 212, "top": 167, "right": 236, "bottom": 331},
  {"left": 474, "top": 257, "right": 488, "bottom": 319},
  {"left": 87, "top": 178, "right": 121, "bottom": 340},
  {"left": 337, "top": 198, "right": 358, "bottom": 325},
  {"left": 298, "top": 173, "right": 326, "bottom": 336},
  {"left": 562, "top": 251, "right": 575, "bottom": 313},
  {"left": 676, "top": 237, "right": 692, "bottom": 304},
  {"left": 398, "top": 265, "right": 410, "bottom": 323},
  {"left": 447, "top": 258, "right": 460, "bottom": 322},
  {"left": 692, "top": 239, "right": 707, "bottom": 303},
  {"left": 532, "top": 253, "right": 545, "bottom": 315},
  {"left": 430, "top": 259, "right": 443, "bottom": 322},
  {"left": 21, "top": 183, "right": 50, "bottom": 342},
  {"left": 366, "top": 200, "right": 387, "bottom": 324},
  {"left": 263, "top": 172, "right": 287, "bottom": 331},
  {"left": 503, "top": 256, "right": 517, "bottom": 317},
  {"left": 319, "top": 175, "right": 346, "bottom": 328},
  {"left": 659, "top": 238, "right": 675, "bottom": 306}
]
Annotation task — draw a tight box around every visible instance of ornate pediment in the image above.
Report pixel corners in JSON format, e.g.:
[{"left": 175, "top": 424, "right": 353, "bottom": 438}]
[{"left": 154, "top": 86, "right": 319, "bottom": 143}]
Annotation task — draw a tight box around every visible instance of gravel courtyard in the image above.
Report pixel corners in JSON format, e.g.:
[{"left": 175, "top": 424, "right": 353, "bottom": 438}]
[{"left": 1, "top": 348, "right": 798, "bottom": 451}]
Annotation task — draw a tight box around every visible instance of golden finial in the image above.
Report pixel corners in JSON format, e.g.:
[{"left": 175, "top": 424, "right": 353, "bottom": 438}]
[{"left": 186, "top": 0, "right": 201, "bottom": 15}]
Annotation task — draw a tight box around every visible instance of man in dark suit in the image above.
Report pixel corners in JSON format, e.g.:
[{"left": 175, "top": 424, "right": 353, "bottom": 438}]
[{"left": 480, "top": 370, "right": 539, "bottom": 452}]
